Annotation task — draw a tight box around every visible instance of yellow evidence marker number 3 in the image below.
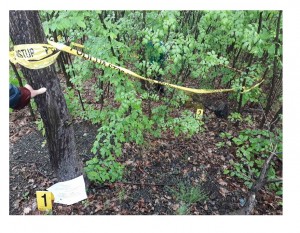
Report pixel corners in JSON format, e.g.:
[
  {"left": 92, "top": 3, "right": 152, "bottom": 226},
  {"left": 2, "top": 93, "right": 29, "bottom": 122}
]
[{"left": 36, "top": 191, "right": 54, "bottom": 211}]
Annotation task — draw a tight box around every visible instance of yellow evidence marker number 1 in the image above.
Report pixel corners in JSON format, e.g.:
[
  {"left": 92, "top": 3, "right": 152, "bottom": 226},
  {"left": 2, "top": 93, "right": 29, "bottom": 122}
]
[{"left": 36, "top": 191, "right": 54, "bottom": 211}]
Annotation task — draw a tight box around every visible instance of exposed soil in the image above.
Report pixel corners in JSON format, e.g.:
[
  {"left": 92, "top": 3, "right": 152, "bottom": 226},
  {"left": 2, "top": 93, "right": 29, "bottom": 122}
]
[{"left": 9, "top": 106, "right": 282, "bottom": 215}]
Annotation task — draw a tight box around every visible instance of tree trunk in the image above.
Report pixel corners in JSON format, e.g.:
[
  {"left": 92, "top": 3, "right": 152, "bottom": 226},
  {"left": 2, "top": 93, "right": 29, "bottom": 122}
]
[
  {"left": 140, "top": 10, "right": 147, "bottom": 90},
  {"left": 237, "top": 55, "right": 254, "bottom": 114},
  {"left": 259, "top": 10, "right": 282, "bottom": 129},
  {"left": 270, "top": 105, "right": 282, "bottom": 131},
  {"left": 9, "top": 10, "right": 83, "bottom": 182}
]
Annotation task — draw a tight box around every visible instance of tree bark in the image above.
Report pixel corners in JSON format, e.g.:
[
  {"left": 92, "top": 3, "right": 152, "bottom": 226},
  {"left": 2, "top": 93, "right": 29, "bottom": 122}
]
[
  {"left": 270, "top": 105, "right": 282, "bottom": 131},
  {"left": 140, "top": 10, "right": 147, "bottom": 90},
  {"left": 237, "top": 55, "right": 254, "bottom": 114},
  {"left": 9, "top": 10, "right": 83, "bottom": 182}
]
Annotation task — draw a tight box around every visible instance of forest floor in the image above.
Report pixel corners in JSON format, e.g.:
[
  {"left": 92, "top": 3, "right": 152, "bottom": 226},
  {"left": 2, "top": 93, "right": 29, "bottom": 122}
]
[{"left": 9, "top": 102, "right": 282, "bottom": 215}]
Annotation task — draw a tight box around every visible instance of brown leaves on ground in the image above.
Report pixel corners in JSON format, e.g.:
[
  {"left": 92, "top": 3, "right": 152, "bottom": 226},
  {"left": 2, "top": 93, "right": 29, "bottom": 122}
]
[{"left": 9, "top": 104, "right": 282, "bottom": 215}]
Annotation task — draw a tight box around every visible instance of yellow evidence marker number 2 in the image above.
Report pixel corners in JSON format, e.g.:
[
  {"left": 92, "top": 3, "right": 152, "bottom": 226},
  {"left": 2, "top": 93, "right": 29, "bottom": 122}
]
[
  {"left": 36, "top": 191, "right": 54, "bottom": 211},
  {"left": 196, "top": 108, "right": 204, "bottom": 119}
]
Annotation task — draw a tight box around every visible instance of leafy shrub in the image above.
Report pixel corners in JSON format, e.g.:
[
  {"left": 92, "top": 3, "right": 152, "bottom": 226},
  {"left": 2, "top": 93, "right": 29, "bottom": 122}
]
[{"left": 223, "top": 129, "right": 282, "bottom": 194}]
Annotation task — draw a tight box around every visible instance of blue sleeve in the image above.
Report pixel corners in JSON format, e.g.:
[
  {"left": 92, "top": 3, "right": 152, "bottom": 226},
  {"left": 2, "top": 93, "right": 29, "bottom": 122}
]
[{"left": 9, "top": 84, "right": 21, "bottom": 109}]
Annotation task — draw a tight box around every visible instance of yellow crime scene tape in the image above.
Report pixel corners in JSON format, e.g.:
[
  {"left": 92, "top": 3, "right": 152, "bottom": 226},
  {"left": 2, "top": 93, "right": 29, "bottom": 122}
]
[
  {"left": 9, "top": 44, "right": 61, "bottom": 69},
  {"left": 47, "top": 40, "right": 264, "bottom": 94},
  {"left": 9, "top": 40, "right": 264, "bottom": 95},
  {"left": 70, "top": 42, "right": 84, "bottom": 48}
]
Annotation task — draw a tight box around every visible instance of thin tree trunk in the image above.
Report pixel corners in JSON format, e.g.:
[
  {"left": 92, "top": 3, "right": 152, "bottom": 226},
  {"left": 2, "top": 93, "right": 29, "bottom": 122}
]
[
  {"left": 98, "top": 12, "right": 117, "bottom": 59},
  {"left": 270, "top": 105, "right": 282, "bottom": 131},
  {"left": 237, "top": 11, "right": 267, "bottom": 114},
  {"left": 65, "top": 52, "right": 86, "bottom": 112},
  {"left": 140, "top": 10, "right": 148, "bottom": 90},
  {"left": 259, "top": 11, "right": 282, "bottom": 128},
  {"left": 237, "top": 55, "right": 254, "bottom": 113},
  {"left": 232, "top": 47, "right": 242, "bottom": 68},
  {"left": 257, "top": 11, "right": 263, "bottom": 34},
  {"left": 9, "top": 10, "right": 83, "bottom": 182},
  {"left": 51, "top": 29, "right": 73, "bottom": 88}
]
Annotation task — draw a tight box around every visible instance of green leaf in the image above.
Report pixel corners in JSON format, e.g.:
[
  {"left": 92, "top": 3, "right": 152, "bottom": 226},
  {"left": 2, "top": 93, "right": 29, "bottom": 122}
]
[
  {"left": 77, "top": 20, "right": 86, "bottom": 29},
  {"left": 268, "top": 44, "right": 275, "bottom": 55},
  {"left": 223, "top": 169, "right": 230, "bottom": 174},
  {"left": 276, "top": 190, "right": 283, "bottom": 196}
]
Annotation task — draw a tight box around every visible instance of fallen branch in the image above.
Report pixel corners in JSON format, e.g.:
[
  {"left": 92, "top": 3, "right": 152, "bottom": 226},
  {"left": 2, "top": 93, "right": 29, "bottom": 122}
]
[
  {"left": 116, "top": 181, "right": 176, "bottom": 187},
  {"left": 94, "top": 181, "right": 176, "bottom": 188},
  {"left": 230, "top": 151, "right": 277, "bottom": 215},
  {"left": 265, "top": 178, "right": 282, "bottom": 185}
]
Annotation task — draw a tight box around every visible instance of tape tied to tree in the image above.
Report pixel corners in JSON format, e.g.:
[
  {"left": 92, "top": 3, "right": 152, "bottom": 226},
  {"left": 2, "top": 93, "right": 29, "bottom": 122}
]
[{"left": 9, "top": 44, "right": 61, "bottom": 69}]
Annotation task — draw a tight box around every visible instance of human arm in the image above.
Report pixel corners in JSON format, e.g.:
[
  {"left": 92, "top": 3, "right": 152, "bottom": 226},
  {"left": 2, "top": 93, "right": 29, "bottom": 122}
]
[{"left": 9, "top": 84, "right": 46, "bottom": 110}]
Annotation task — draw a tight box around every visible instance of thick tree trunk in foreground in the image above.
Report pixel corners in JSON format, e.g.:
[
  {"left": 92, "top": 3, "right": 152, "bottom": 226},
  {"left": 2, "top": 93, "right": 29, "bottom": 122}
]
[{"left": 9, "top": 10, "right": 83, "bottom": 182}]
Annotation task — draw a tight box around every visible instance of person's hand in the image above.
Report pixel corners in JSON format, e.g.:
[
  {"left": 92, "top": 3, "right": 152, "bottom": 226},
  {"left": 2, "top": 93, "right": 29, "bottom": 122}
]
[{"left": 24, "top": 84, "right": 47, "bottom": 98}]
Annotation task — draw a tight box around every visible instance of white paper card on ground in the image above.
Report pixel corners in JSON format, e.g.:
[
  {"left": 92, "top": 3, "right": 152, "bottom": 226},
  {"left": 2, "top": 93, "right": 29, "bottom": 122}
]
[{"left": 47, "top": 175, "right": 87, "bottom": 205}]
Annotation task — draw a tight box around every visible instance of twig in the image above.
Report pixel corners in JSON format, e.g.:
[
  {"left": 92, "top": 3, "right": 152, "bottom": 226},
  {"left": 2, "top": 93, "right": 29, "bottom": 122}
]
[
  {"left": 230, "top": 147, "right": 278, "bottom": 215},
  {"left": 251, "top": 151, "right": 276, "bottom": 193},
  {"left": 107, "top": 181, "right": 176, "bottom": 187},
  {"left": 9, "top": 121, "right": 37, "bottom": 132},
  {"left": 10, "top": 160, "right": 50, "bottom": 179},
  {"left": 35, "top": 168, "right": 50, "bottom": 179},
  {"left": 265, "top": 178, "right": 282, "bottom": 185}
]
